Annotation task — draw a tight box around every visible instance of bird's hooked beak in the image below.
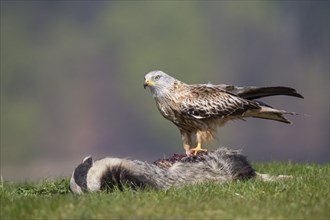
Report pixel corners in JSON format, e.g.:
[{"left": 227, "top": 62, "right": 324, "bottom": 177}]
[{"left": 144, "top": 79, "right": 155, "bottom": 89}]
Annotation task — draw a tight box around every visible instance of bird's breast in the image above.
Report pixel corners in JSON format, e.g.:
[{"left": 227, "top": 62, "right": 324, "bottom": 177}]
[{"left": 155, "top": 98, "right": 175, "bottom": 120}]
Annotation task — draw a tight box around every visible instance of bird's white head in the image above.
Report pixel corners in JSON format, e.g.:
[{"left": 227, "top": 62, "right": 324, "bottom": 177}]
[{"left": 144, "top": 70, "right": 178, "bottom": 97}]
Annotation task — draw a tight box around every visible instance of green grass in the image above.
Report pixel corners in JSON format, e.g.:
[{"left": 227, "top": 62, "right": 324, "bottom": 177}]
[{"left": 1, "top": 163, "right": 329, "bottom": 219}]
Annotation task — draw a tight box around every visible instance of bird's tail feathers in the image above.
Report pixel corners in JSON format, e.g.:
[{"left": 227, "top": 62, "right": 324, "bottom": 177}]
[{"left": 249, "top": 106, "right": 299, "bottom": 124}]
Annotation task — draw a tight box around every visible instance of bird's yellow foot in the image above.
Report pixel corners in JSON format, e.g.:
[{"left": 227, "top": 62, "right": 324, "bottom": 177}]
[{"left": 190, "top": 143, "right": 207, "bottom": 156}]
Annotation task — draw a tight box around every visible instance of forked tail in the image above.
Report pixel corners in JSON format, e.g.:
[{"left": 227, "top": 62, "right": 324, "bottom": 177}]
[{"left": 248, "top": 106, "right": 298, "bottom": 124}]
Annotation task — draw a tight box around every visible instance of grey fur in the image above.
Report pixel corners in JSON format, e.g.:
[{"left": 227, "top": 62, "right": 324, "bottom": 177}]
[{"left": 70, "top": 148, "right": 256, "bottom": 194}]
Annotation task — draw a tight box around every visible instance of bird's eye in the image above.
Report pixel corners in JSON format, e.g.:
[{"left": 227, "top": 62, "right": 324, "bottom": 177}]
[{"left": 155, "top": 75, "right": 161, "bottom": 80}]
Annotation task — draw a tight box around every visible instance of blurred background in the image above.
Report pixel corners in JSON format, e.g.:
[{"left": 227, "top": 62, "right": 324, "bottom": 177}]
[{"left": 1, "top": 1, "right": 329, "bottom": 181}]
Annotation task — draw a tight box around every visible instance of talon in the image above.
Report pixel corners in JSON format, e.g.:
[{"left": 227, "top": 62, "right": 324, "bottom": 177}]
[{"left": 190, "top": 143, "right": 208, "bottom": 156}]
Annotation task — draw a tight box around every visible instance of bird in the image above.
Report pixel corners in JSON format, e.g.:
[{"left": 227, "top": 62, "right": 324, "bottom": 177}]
[{"left": 143, "top": 70, "right": 304, "bottom": 156}]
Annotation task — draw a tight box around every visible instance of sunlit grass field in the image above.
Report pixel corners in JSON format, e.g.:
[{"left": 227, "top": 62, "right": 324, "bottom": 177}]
[{"left": 1, "top": 163, "right": 329, "bottom": 219}]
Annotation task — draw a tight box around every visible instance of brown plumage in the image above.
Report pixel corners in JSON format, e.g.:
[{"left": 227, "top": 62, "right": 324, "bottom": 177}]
[{"left": 144, "top": 71, "right": 304, "bottom": 155}]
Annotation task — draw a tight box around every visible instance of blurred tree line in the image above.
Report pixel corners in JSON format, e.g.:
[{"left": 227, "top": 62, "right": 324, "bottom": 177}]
[{"left": 1, "top": 1, "right": 329, "bottom": 180}]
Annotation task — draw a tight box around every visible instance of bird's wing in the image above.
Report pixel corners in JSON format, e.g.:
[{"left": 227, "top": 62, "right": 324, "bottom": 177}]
[
  {"left": 180, "top": 85, "right": 260, "bottom": 119},
  {"left": 217, "top": 84, "right": 304, "bottom": 100}
]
